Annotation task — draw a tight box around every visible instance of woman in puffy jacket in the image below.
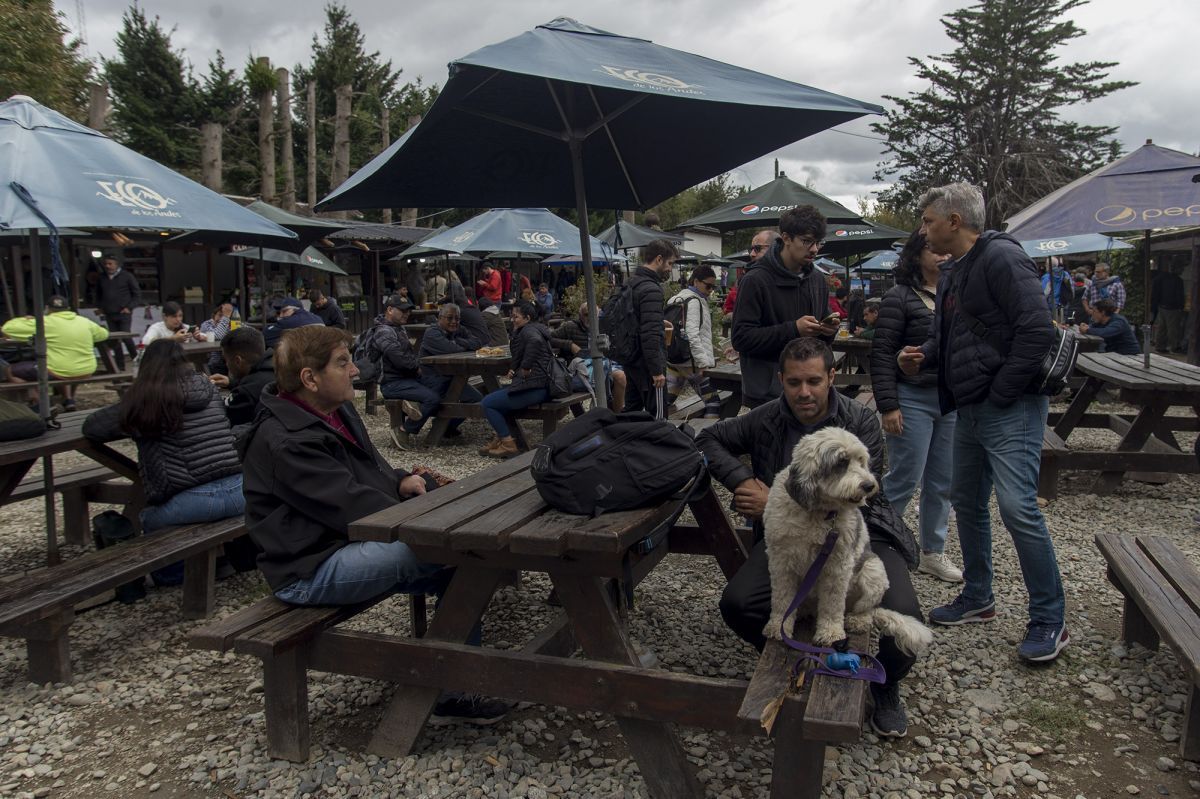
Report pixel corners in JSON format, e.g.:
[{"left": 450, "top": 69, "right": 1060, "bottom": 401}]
[
  {"left": 478, "top": 301, "right": 557, "bottom": 459},
  {"left": 83, "top": 339, "right": 245, "bottom": 585},
  {"left": 869, "top": 231, "right": 962, "bottom": 584}
]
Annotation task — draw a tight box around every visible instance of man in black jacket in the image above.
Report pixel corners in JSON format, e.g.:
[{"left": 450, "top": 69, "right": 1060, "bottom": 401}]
[
  {"left": 697, "top": 337, "right": 922, "bottom": 738},
  {"left": 412, "top": 302, "right": 484, "bottom": 442},
  {"left": 622, "top": 239, "right": 676, "bottom": 417},
  {"left": 307, "top": 289, "right": 346, "bottom": 329},
  {"left": 731, "top": 207, "right": 840, "bottom": 408},
  {"left": 212, "top": 326, "right": 274, "bottom": 429},
  {"left": 371, "top": 295, "right": 442, "bottom": 450},
  {"left": 95, "top": 253, "right": 141, "bottom": 368},
  {"left": 899, "top": 182, "right": 1067, "bottom": 664},
  {"left": 240, "top": 324, "right": 507, "bottom": 725}
]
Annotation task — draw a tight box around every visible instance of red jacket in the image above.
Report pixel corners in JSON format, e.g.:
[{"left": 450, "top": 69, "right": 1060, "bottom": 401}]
[
  {"left": 723, "top": 286, "right": 738, "bottom": 315},
  {"left": 480, "top": 270, "right": 503, "bottom": 303}
]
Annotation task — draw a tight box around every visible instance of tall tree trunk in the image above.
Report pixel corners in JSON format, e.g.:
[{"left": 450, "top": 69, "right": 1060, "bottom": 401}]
[
  {"left": 329, "top": 83, "right": 352, "bottom": 220},
  {"left": 87, "top": 82, "right": 109, "bottom": 131},
  {"left": 306, "top": 82, "right": 317, "bottom": 209},
  {"left": 256, "top": 57, "right": 276, "bottom": 203},
  {"left": 380, "top": 105, "right": 392, "bottom": 224},
  {"left": 276, "top": 68, "right": 296, "bottom": 212},
  {"left": 200, "top": 122, "right": 223, "bottom": 192},
  {"left": 400, "top": 114, "right": 422, "bottom": 226}
]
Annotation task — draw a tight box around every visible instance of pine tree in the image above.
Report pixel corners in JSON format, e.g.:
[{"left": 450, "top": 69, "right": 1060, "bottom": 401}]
[
  {"left": 872, "top": 0, "right": 1135, "bottom": 228},
  {"left": 103, "top": 6, "right": 199, "bottom": 173},
  {"left": 195, "top": 52, "right": 260, "bottom": 195},
  {"left": 0, "top": 0, "right": 93, "bottom": 121}
]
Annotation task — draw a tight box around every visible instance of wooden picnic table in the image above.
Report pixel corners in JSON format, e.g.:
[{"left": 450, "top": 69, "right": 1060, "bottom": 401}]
[
  {"left": 406, "top": 308, "right": 441, "bottom": 323},
  {"left": 418, "top": 347, "right": 511, "bottom": 447},
  {"left": 0, "top": 411, "right": 140, "bottom": 564},
  {"left": 180, "top": 340, "right": 220, "bottom": 372},
  {"left": 1046, "top": 352, "right": 1200, "bottom": 494},
  {"left": 342, "top": 453, "right": 757, "bottom": 797},
  {"left": 704, "top": 361, "right": 745, "bottom": 417}
]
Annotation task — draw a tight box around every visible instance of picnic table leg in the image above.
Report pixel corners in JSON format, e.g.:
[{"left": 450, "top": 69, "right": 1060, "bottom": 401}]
[
  {"left": 21, "top": 609, "right": 74, "bottom": 684},
  {"left": 1053, "top": 376, "right": 1103, "bottom": 440},
  {"left": 426, "top": 374, "right": 468, "bottom": 448},
  {"left": 1094, "top": 400, "right": 1170, "bottom": 493},
  {"left": 769, "top": 698, "right": 827, "bottom": 799},
  {"left": 61, "top": 487, "right": 91, "bottom": 547},
  {"left": 262, "top": 648, "right": 309, "bottom": 762},
  {"left": 688, "top": 487, "right": 748, "bottom": 580},
  {"left": 551, "top": 574, "right": 701, "bottom": 799},
  {"left": 181, "top": 548, "right": 217, "bottom": 620},
  {"left": 364, "top": 381, "right": 378, "bottom": 416},
  {"left": 1183, "top": 684, "right": 1200, "bottom": 761},
  {"left": 367, "top": 565, "right": 504, "bottom": 758}
]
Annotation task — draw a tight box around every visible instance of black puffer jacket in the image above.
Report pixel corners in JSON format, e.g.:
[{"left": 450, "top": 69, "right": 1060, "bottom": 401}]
[
  {"left": 622, "top": 266, "right": 666, "bottom": 389},
  {"left": 83, "top": 372, "right": 241, "bottom": 505},
  {"left": 730, "top": 240, "right": 832, "bottom": 403},
  {"left": 240, "top": 387, "right": 415, "bottom": 591},
  {"left": 695, "top": 391, "right": 918, "bottom": 567},
  {"left": 869, "top": 283, "right": 938, "bottom": 413},
  {"left": 370, "top": 315, "right": 419, "bottom": 382},
  {"left": 919, "top": 231, "right": 1053, "bottom": 413},
  {"left": 509, "top": 321, "right": 555, "bottom": 392}
]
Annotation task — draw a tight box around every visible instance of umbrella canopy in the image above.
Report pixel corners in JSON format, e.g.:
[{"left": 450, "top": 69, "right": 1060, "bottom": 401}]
[
  {"left": 1019, "top": 233, "right": 1134, "bottom": 259},
  {"left": 1005, "top": 142, "right": 1200, "bottom": 240},
  {"left": 411, "top": 208, "right": 611, "bottom": 259},
  {"left": 700, "top": 251, "right": 734, "bottom": 265},
  {"left": 679, "top": 174, "right": 863, "bottom": 231},
  {"left": 226, "top": 244, "right": 347, "bottom": 275},
  {"left": 820, "top": 221, "right": 908, "bottom": 257},
  {"left": 315, "top": 18, "right": 881, "bottom": 409},
  {"left": 851, "top": 250, "right": 900, "bottom": 273},
  {"left": 542, "top": 252, "right": 628, "bottom": 266},
  {"left": 596, "top": 220, "right": 687, "bottom": 250},
  {"left": 0, "top": 97, "right": 297, "bottom": 246}
]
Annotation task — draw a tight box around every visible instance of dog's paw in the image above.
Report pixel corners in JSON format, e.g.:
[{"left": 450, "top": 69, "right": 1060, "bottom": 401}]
[
  {"left": 762, "top": 618, "right": 785, "bottom": 640},
  {"left": 846, "top": 613, "right": 872, "bottom": 634},
  {"left": 813, "top": 623, "right": 846, "bottom": 647}
]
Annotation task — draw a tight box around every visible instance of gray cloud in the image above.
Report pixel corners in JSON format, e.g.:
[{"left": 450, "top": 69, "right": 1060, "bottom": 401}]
[{"left": 61, "top": 0, "right": 1197, "bottom": 210}]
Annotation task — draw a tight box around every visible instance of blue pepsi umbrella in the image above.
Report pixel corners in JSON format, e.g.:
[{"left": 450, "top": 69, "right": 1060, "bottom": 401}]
[
  {"left": 316, "top": 18, "right": 881, "bottom": 410},
  {"left": 851, "top": 250, "right": 899, "bottom": 273},
  {"left": 414, "top": 208, "right": 612, "bottom": 259},
  {"left": 1019, "top": 233, "right": 1133, "bottom": 259},
  {"left": 1006, "top": 141, "right": 1200, "bottom": 354}
]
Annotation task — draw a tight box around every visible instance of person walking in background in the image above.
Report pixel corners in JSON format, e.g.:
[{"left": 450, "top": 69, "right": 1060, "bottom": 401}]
[
  {"left": 899, "top": 182, "right": 1067, "bottom": 663},
  {"left": 95, "top": 252, "right": 140, "bottom": 370},
  {"left": 478, "top": 301, "right": 557, "bottom": 459},
  {"left": 622, "top": 239, "right": 676, "bottom": 417},
  {"left": 731, "top": 208, "right": 839, "bottom": 408},
  {"left": 1084, "top": 261, "right": 1125, "bottom": 314},
  {"left": 1150, "top": 264, "right": 1186, "bottom": 353},
  {"left": 665, "top": 265, "right": 721, "bottom": 418},
  {"left": 1040, "top": 257, "right": 1074, "bottom": 317},
  {"left": 871, "top": 231, "right": 962, "bottom": 584}
]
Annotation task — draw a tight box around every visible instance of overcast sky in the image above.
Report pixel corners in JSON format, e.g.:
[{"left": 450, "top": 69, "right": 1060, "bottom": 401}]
[{"left": 57, "top": 0, "right": 1198, "bottom": 211}]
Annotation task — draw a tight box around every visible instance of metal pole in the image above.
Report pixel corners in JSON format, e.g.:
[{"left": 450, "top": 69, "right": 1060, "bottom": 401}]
[
  {"left": 1143, "top": 230, "right": 1152, "bottom": 368},
  {"left": 570, "top": 136, "right": 607, "bottom": 410},
  {"left": 29, "top": 230, "right": 58, "bottom": 565}
]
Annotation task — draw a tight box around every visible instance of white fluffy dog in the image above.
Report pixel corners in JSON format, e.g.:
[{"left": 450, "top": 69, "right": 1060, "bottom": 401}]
[{"left": 762, "top": 427, "right": 932, "bottom": 656}]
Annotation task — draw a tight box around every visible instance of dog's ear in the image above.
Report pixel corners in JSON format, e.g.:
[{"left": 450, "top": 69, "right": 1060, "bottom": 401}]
[{"left": 784, "top": 464, "right": 817, "bottom": 510}]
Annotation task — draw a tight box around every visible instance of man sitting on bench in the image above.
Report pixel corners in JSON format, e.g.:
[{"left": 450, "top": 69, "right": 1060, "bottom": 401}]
[
  {"left": 240, "top": 324, "right": 508, "bottom": 726},
  {"left": 2, "top": 294, "right": 109, "bottom": 411},
  {"left": 695, "top": 337, "right": 924, "bottom": 738}
]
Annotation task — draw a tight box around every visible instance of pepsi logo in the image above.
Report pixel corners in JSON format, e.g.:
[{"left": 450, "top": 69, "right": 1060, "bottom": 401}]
[{"left": 740, "top": 205, "right": 760, "bottom": 215}]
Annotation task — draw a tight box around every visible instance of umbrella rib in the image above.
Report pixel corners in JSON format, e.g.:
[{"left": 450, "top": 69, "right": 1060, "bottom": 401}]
[
  {"left": 585, "top": 87, "right": 643, "bottom": 209},
  {"left": 458, "top": 107, "right": 567, "bottom": 142}
]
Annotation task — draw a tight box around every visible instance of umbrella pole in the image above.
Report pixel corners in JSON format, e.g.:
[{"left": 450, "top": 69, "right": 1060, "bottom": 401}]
[
  {"left": 1143, "top": 230, "right": 1152, "bottom": 368},
  {"left": 569, "top": 137, "right": 608, "bottom": 410},
  {"left": 29, "top": 230, "right": 58, "bottom": 566}
]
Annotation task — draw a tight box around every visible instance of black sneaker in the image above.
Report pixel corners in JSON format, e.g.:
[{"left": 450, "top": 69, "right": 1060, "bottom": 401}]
[
  {"left": 429, "top": 694, "right": 509, "bottom": 726},
  {"left": 869, "top": 682, "right": 908, "bottom": 738}
]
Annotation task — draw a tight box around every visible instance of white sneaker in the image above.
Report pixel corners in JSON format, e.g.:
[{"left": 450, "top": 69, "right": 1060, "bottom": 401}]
[
  {"left": 401, "top": 400, "right": 422, "bottom": 422},
  {"left": 919, "top": 552, "right": 964, "bottom": 583}
]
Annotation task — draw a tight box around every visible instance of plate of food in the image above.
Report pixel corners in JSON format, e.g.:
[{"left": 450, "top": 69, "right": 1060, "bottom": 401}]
[{"left": 476, "top": 346, "right": 507, "bottom": 358}]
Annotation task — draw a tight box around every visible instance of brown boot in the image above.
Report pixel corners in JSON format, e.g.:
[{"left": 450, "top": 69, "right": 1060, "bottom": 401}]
[
  {"left": 477, "top": 436, "right": 501, "bottom": 455},
  {"left": 485, "top": 436, "right": 519, "bottom": 459}
]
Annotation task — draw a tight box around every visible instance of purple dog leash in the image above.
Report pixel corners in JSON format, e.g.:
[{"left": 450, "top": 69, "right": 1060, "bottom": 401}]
[{"left": 777, "top": 521, "right": 887, "bottom": 684}]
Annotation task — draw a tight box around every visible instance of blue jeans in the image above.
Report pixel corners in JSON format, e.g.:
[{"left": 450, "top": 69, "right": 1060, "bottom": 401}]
[
  {"left": 140, "top": 473, "right": 246, "bottom": 586},
  {"left": 883, "top": 382, "right": 956, "bottom": 553},
  {"left": 274, "top": 540, "right": 449, "bottom": 606},
  {"left": 481, "top": 386, "right": 550, "bottom": 437},
  {"left": 950, "top": 394, "right": 1064, "bottom": 625},
  {"left": 397, "top": 374, "right": 483, "bottom": 434}
]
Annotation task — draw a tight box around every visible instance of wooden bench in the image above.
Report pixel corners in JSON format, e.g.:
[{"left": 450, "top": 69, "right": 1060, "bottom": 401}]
[
  {"left": 738, "top": 629, "right": 870, "bottom": 798},
  {"left": 1096, "top": 533, "right": 1200, "bottom": 761},
  {"left": 189, "top": 593, "right": 426, "bottom": 761},
  {"left": 0, "top": 516, "right": 247, "bottom": 683},
  {"left": 0, "top": 464, "right": 134, "bottom": 546},
  {"left": 353, "top": 378, "right": 380, "bottom": 416},
  {"left": 0, "top": 372, "right": 133, "bottom": 396},
  {"left": 667, "top": 390, "right": 734, "bottom": 420}
]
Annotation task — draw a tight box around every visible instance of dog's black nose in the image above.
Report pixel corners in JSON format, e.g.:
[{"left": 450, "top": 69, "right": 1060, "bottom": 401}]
[{"left": 861, "top": 481, "right": 876, "bottom": 494}]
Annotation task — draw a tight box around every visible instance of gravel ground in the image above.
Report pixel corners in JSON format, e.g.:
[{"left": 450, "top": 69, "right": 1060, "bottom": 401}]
[{"left": 0, "top": 384, "right": 1198, "bottom": 799}]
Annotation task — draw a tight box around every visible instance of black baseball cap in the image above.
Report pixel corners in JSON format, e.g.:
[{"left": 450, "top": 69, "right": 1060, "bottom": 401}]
[{"left": 384, "top": 294, "right": 414, "bottom": 311}]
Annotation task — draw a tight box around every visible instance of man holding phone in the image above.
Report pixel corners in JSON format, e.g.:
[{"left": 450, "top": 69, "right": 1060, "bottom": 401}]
[{"left": 731, "top": 206, "right": 840, "bottom": 408}]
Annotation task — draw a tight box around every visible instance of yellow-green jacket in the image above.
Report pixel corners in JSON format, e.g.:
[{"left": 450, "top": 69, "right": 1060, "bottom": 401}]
[{"left": 2, "top": 311, "right": 109, "bottom": 378}]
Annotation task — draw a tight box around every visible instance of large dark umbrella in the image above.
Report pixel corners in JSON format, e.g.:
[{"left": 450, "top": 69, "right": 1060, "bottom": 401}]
[
  {"left": 0, "top": 95, "right": 295, "bottom": 562},
  {"left": 318, "top": 18, "right": 881, "bottom": 408},
  {"left": 1006, "top": 140, "right": 1200, "bottom": 364}
]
